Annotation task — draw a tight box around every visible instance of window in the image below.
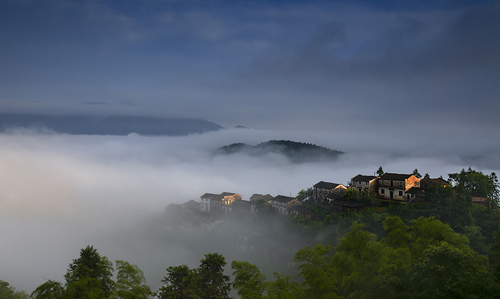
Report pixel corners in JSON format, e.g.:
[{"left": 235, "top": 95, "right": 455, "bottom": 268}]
[
  {"left": 399, "top": 191, "right": 403, "bottom": 196},
  {"left": 380, "top": 189, "right": 385, "bottom": 194}
]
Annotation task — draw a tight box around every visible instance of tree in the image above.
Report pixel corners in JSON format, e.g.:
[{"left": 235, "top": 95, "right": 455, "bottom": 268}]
[
  {"left": 423, "top": 173, "right": 430, "bottom": 179},
  {"left": 448, "top": 168, "right": 499, "bottom": 207},
  {"left": 294, "top": 244, "right": 338, "bottom": 299},
  {"left": 158, "top": 265, "right": 199, "bottom": 299},
  {"left": 377, "top": 166, "right": 384, "bottom": 176},
  {"left": 231, "top": 261, "right": 266, "bottom": 299},
  {"left": 410, "top": 242, "right": 498, "bottom": 299},
  {"left": 0, "top": 281, "right": 28, "bottom": 299},
  {"left": 198, "top": 253, "right": 231, "bottom": 299},
  {"left": 296, "top": 188, "right": 313, "bottom": 201},
  {"left": 64, "top": 245, "right": 115, "bottom": 299},
  {"left": 412, "top": 169, "right": 422, "bottom": 179},
  {"left": 114, "top": 260, "right": 155, "bottom": 299},
  {"left": 30, "top": 280, "right": 64, "bottom": 299}
]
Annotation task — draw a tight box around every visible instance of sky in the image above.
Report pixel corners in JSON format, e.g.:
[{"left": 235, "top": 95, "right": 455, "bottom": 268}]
[
  {"left": 1, "top": 0, "right": 500, "bottom": 294},
  {"left": 0, "top": 0, "right": 499, "bottom": 133}
]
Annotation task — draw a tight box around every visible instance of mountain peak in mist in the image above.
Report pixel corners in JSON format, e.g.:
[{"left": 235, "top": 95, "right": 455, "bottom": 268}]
[
  {"left": 0, "top": 113, "right": 223, "bottom": 136},
  {"left": 217, "top": 140, "right": 343, "bottom": 163}
]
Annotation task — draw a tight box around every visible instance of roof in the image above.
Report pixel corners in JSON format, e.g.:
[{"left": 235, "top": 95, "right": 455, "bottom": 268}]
[
  {"left": 380, "top": 173, "right": 413, "bottom": 181},
  {"left": 250, "top": 194, "right": 273, "bottom": 201},
  {"left": 220, "top": 192, "right": 238, "bottom": 197},
  {"left": 272, "top": 195, "right": 296, "bottom": 203},
  {"left": 314, "top": 181, "right": 342, "bottom": 189},
  {"left": 351, "top": 174, "right": 378, "bottom": 182}
]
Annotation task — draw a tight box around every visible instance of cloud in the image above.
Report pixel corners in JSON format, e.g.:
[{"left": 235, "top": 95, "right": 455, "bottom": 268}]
[{"left": 0, "top": 128, "right": 499, "bottom": 292}]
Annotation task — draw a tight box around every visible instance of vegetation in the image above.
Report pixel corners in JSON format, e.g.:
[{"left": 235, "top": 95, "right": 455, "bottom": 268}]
[
  {"left": 217, "top": 140, "right": 343, "bottom": 163},
  {"left": 20, "top": 167, "right": 500, "bottom": 298},
  {"left": 30, "top": 245, "right": 154, "bottom": 299}
]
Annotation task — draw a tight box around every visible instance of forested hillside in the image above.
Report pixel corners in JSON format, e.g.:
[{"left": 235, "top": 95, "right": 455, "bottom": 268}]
[{"left": 216, "top": 140, "right": 343, "bottom": 163}]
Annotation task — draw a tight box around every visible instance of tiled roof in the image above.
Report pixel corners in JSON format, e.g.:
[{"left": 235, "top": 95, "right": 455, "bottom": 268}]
[
  {"left": 351, "top": 174, "right": 378, "bottom": 182},
  {"left": 272, "top": 195, "right": 296, "bottom": 203},
  {"left": 380, "top": 173, "right": 413, "bottom": 181},
  {"left": 314, "top": 181, "right": 341, "bottom": 189}
]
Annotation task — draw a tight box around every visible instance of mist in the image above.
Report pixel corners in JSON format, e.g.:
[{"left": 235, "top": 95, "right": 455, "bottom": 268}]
[{"left": 1, "top": 127, "right": 499, "bottom": 293}]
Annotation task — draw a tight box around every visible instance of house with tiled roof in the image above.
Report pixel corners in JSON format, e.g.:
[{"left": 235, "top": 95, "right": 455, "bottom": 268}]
[
  {"left": 378, "top": 173, "right": 420, "bottom": 202},
  {"left": 270, "top": 195, "right": 300, "bottom": 216},
  {"left": 313, "top": 181, "right": 347, "bottom": 203},
  {"left": 200, "top": 192, "right": 241, "bottom": 213},
  {"left": 350, "top": 174, "right": 378, "bottom": 195},
  {"left": 406, "top": 178, "right": 451, "bottom": 202}
]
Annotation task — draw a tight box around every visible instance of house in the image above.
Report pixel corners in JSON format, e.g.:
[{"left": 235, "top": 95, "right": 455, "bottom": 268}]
[
  {"left": 405, "top": 178, "right": 450, "bottom": 203},
  {"left": 250, "top": 194, "right": 274, "bottom": 215},
  {"left": 313, "top": 181, "right": 347, "bottom": 203},
  {"left": 378, "top": 173, "right": 420, "bottom": 202},
  {"left": 350, "top": 174, "right": 378, "bottom": 195},
  {"left": 200, "top": 192, "right": 242, "bottom": 213},
  {"left": 269, "top": 195, "right": 298, "bottom": 216}
]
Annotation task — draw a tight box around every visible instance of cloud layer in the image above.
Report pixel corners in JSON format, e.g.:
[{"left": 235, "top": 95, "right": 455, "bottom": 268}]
[{"left": 1, "top": 128, "right": 499, "bottom": 292}]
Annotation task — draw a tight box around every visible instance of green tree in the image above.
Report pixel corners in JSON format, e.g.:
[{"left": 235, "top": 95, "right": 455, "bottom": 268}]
[
  {"left": 114, "top": 260, "right": 154, "bottom": 299},
  {"left": 410, "top": 242, "right": 498, "bottom": 299},
  {"left": 0, "top": 281, "right": 28, "bottom": 299},
  {"left": 158, "top": 265, "right": 199, "bottom": 299},
  {"left": 198, "top": 253, "right": 231, "bottom": 299},
  {"left": 423, "top": 173, "right": 430, "bottom": 179},
  {"left": 231, "top": 261, "right": 266, "bottom": 299},
  {"left": 30, "top": 280, "right": 64, "bottom": 299},
  {"left": 64, "top": 245, "right": 115, "bottom": 299},
  {"left": 412, "top": 169, "right": 422, "bottom": 179},
  {"left": 294, "top": 244, "right": 337, "bottom": 299},
  {"left": 296, "top": 188, "right": 313, "bottom": 201},
  {"left": 376, "top": 166, "right": 384, "bottom": 177},
  {"left": 449, "top": 168, "right": 499, "bottom": 207},
  {"left": 265, "top": 272, "right": 302, "bottom": 299}
]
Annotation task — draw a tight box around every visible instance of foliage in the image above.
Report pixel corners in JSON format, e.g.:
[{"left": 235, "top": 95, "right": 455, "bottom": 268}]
[
  {"left": 231, "top": 261, "right": 266, "bottom": 299},
  {"left": 296, "top": 188, "right": 313, "bottom": 201},
  {"left": 341, "top": 188, "right": 378, "bottom": 206},
  {"left": 158, "top": 265, "right": 199, "bottom": 299},
  {"left": 0, "top": 281, "right": 28, "bottom": 299},
  {"left": 159, "top": 253, "right": 231, "bottom": 299},
  {"left": 448, "top": 168, "right": 499, "bottom": 207},
  {"left": 114, "top": 260, "right": 155, "bottom": 299},
  {"left": 412, "top": 169, "right": 422, "bottom": 179},
  {"left": 31, "top": 246, "right": 152, "bottom": 299},
  {"left": 376, "top": 166, "right": 384, "bottom": 176},
  {"left": 64, "top": 245, "right": 115, "bottom": 298},
  {"left": 30, "top": 280, "right": 64, "bottom": 299},
  {"left": 410, "top": 242, "right": 498, "bottom": 299}
]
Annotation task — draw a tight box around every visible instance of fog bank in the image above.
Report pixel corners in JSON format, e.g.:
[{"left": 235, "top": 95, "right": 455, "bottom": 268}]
[{"left": 1, "top": 128, "right": 498, "bottom": 292}]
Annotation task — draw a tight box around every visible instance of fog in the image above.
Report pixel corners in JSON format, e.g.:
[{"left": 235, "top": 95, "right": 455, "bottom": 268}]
[{"left": 1, "top": 127, "right": 499, "bottom": 293}]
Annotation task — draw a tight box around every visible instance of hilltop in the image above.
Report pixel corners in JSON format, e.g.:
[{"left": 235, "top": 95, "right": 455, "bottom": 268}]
[{"left": 216, "top": 140, "right": 343, "bottom": 163}]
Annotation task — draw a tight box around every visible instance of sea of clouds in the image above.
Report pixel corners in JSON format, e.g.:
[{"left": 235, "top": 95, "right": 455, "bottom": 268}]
[{"left": 1, "top": 127, "right": 499, "bottom": 292}]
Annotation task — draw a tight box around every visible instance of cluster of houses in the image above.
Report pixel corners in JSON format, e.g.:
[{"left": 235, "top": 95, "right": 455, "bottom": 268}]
[{"left": 191, "top": 172, "right": 454, "bottom": 220}]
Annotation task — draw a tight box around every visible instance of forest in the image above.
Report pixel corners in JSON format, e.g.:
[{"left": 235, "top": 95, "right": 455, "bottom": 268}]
[{"left": 2, "top": 168, "right": 500, "bottom": 299}]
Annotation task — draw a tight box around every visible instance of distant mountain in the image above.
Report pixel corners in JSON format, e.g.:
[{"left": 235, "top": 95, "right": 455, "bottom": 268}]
[
  {"left": 217, "top": 140, "right": 343, "bottom": 163},
  {"left": 0, "top": 113, "right": 223, "bottom": 136}
]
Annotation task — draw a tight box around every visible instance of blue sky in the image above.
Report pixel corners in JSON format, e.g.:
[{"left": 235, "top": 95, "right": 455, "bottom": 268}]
[{"left": 0, "top": 0, "right": 499, "bottom": 133}]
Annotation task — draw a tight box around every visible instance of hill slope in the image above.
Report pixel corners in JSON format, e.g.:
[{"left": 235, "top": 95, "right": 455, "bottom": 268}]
[{"left": 217, "top": 140, "right": 343, "bottom": 163}]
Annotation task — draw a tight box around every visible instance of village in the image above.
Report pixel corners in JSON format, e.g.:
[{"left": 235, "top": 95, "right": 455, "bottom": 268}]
[{"left": 163, "top": 170, "right": 493, "bottom": 236}]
